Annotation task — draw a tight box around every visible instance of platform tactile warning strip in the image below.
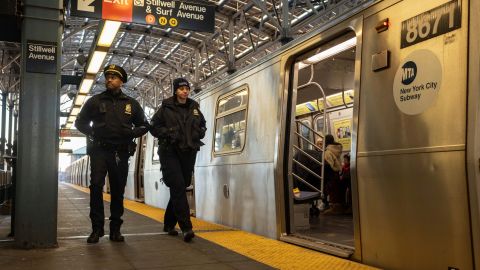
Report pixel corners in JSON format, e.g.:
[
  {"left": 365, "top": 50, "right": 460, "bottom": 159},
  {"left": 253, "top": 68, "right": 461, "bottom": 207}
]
[{"left": 67, "top": 183, "right": 379, "bottom": 270}]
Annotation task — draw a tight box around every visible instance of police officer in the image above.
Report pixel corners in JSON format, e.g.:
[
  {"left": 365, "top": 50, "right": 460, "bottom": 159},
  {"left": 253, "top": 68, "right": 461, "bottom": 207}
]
[
  {"left": 150, "top": 78, "right": 206, "bottom": 242},
  {"left": 75, "top": 64, "right": 149, "bottom": 243}
]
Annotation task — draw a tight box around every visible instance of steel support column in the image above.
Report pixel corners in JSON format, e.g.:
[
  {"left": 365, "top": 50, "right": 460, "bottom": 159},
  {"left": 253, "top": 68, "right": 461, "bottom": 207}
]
[
  {"left": 13, "top": 105, "right": 18, "bottom": 143},
  {"left": 15, "top": 0, "right": 62, "bottom": 248},
  {"left": 281, "top": 0, "right": 293, "bottom": 44},
  {"left": 1, "top": 92, "right": 7, "bottom": 167},
  {"left": 8, "top": 94, "right": 13, "bottom": 155},
  {"left": 227, "top": 19, "right": 236, "bottom": 74}
]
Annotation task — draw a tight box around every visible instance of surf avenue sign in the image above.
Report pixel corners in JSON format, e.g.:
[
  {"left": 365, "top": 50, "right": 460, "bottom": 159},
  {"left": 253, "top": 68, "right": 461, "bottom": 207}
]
[{"left": 70, "top": 0, "right": 215, "bottom": 33}]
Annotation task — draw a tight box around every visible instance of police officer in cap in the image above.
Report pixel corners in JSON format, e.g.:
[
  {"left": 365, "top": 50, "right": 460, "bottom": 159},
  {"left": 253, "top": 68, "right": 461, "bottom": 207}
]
[
  {"left": 75, "top": 64, "right": 149, "bottom": 243},
  {"left": 150, "top": 77, "right": 206, "bottom": 242}
]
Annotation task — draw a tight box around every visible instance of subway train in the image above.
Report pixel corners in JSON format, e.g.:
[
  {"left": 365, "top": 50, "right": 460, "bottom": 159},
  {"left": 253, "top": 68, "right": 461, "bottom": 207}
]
[{"left": 66, "top": 0, "right": 480, "bottom": 269}]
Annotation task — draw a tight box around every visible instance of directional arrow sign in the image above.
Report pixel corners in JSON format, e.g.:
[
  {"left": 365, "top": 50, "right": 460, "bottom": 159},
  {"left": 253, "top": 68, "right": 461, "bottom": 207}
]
[{"left": 78, "top": 0, "right": 95, "bottom": 12}]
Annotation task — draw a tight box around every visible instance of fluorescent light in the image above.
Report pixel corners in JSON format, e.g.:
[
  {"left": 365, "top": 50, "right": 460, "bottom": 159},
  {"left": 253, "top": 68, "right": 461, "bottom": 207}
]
[
  {"left": 74, "top": 94, "right": 87, "bottom": 106},
  {"left": 70, "top": 107, "right": 81, "bottom": 116},
  {"left": 86, "top": 51, "right": 107, "bottom": 74},
  {"left": 65, "top": 123, "right": 72, "bottom": 129},
  {"left": 67, "top": 115, "right": 76, "bottom": 123},
  {"left": 97, "top": 20, "right": 121, "bottom": 47},
  {"left": 78, "top": 78, "right": 94, "bottom": 94},
  {"left": 299, "top": 37, "right": 356, "bottom": 69}
]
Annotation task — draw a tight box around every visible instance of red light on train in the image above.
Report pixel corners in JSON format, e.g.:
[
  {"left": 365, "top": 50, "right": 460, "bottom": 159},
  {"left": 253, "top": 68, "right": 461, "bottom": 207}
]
[{"left": 376, "top": 18, "right": 389, "bottom": 33}]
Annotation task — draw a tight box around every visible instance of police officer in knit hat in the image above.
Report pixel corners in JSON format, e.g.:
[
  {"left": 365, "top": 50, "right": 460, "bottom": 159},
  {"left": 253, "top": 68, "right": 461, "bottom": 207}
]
[
  {"left": 75, "top": 64, "right": 149, "bottom": 244},
  {"left": 150, "top": 77, "right": 206, "bottom": 242}
]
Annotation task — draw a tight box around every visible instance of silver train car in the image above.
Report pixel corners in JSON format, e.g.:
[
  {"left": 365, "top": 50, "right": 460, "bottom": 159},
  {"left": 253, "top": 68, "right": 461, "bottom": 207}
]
[{"left": 67, "top": 0, "right": 480, "bottom": 269}]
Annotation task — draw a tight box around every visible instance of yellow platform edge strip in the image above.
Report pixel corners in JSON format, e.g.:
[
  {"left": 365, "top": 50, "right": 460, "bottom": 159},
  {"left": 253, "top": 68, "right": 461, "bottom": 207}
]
[
  {"left": 65, "top": 183, "right": 378, "bottom": 270},
  {"left": 65, "top": 183, "right": 227, "bottom": 231}
]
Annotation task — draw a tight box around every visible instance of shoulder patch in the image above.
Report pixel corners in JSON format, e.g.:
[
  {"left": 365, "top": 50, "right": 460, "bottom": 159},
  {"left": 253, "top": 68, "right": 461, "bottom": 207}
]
[
  {"left": 125, "top": 104, "right": 132, "bottom": 115},
  {"left": 193, "top": 109, "right": 199, "bottom": 116}
]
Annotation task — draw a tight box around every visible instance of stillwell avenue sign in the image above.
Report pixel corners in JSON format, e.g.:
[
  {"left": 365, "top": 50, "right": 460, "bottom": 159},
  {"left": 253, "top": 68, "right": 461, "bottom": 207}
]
[{"left": 70, "top": 0, "right": 215, "bottom": 33}]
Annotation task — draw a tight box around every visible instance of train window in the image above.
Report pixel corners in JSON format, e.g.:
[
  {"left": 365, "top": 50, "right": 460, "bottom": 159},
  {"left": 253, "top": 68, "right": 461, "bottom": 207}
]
[
  {"left": 314, "top": 115, "right": 330, "bottom": 138},
  {"left": 299, "top": 119, "right": 313, "bottom": 150},
  {"left": 152, "top": 138, "right": 159, "bottom": 163},
  {"left": 214, "top": 85, "right": 249, "bottom": 155}
]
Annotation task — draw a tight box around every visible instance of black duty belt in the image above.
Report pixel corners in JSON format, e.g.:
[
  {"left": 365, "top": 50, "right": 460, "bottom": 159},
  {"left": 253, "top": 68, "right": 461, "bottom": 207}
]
[{"left": 91, "top": 140, "right": 129, "bottom": 152}]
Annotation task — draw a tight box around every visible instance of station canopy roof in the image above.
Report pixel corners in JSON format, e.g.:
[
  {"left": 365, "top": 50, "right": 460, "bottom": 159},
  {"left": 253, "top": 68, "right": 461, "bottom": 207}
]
[{"left": 0, "top": 0, "right": 374, "bottom": 117}]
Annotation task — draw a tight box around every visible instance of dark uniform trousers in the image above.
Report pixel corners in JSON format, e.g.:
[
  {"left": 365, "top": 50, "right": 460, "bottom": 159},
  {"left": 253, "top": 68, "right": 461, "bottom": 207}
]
[
  {"left": 159, "top": 148, "right": 197, "bottom": 231},
  {"left": 89, "top": 146, "right": 130, "bottom": 232}
]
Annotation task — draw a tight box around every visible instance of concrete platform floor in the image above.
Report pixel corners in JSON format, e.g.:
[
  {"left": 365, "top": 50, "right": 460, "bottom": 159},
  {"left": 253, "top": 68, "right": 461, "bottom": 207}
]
[{"left": 0, "top": 183, "right": 274, "bottom": 270}]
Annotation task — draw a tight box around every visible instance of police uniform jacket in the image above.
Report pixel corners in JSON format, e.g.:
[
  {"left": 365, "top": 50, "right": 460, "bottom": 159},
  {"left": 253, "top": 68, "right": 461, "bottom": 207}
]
[
  {"left": 75, "top": 90, "right": 149, "bottom": 145},
  {"left": 150, "top": 96, "right": 206, "bottom": 151}
]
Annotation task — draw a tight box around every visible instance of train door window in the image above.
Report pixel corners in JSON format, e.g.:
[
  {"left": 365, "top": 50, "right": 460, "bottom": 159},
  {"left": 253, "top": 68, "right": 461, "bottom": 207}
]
[
  {"left": 314, "top": 115, "right": 329, "bottom": 137},
  {"left": 299, "top": 119, "right": 313, "bottom": 150},
  {"left": 287, "top": 32, "right": 357, "bottom": 253},
  {"left": 213, "top": 85, "right": 249, "bottom": 155}
]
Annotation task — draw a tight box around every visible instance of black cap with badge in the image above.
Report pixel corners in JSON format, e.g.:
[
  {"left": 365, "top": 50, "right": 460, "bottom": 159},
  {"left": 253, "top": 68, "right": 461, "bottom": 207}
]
[{"left": 104, "top": 64, "right": 128, "bottom": 83}]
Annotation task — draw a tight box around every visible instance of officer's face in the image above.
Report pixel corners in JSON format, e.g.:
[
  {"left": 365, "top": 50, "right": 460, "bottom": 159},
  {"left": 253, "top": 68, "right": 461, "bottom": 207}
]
[
  {"left": 105, "top": 73, "right": 123, "bottom": 91},
  {"left": 175, "top": 85, "right": 190, "bottom": 100}
]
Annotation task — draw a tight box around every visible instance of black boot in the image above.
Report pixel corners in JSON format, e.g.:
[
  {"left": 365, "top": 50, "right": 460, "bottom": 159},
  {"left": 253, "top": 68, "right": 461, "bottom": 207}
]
[
  {"left": 163, "top": 226, "right": 179, "bottom": 236},
  {"left": 109, "top": 231, "right": 125, "bottom": 242},
  {"left": 87, "top": 229, "right": 105, "bottom": 244},
  {"left": 182, "top": 230, "right": 195, "bottom": 243}
]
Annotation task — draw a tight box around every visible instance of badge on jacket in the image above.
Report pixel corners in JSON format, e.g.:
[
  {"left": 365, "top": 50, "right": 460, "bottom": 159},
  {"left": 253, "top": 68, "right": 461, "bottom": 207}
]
[
  {"left": 125, "top": 104, "right": 132, "bottom": 115},
  {"left": 193, "top": 109, "right": 199, "bottom": 116}
]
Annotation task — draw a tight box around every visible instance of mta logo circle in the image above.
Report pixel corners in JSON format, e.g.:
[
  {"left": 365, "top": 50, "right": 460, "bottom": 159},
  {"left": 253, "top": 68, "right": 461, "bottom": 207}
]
[{"left": 401, "top": 61, "right": 417, "bottom": 85}]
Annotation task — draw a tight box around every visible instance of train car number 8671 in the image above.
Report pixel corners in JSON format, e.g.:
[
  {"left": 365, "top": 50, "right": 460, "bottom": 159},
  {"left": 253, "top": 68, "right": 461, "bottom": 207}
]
[{"left": 400, "top": 0, "right": 461, "bottom": 49}]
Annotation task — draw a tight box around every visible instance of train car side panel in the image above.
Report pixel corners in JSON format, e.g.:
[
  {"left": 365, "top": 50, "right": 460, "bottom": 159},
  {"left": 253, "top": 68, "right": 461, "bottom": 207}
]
[
  {"left": 358, "top": 0, "right": 472, "bottom": 268},
  {"left": 195, "top": 61, "right": 282, "bottom": 238}
]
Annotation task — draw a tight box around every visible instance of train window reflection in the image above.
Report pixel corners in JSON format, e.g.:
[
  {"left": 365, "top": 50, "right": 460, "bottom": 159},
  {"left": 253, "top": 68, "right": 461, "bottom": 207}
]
[{"left": 214, "top": 85, "right": 249, "bottom": 155}]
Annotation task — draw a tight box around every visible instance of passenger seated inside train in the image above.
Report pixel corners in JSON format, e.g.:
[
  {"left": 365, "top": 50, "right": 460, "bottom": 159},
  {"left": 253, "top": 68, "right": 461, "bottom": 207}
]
[
  {"left": 340, "top": 153, "right": 352, "bottom": 214},
  {"left": 322, "top": 134, "right": 344, "bottom": 215}
]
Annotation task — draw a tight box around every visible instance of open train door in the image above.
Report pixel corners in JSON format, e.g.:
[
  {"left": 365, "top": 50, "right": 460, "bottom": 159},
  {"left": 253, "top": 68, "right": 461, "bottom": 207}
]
[
  {"left": 281, "top": 30, "right": 358, "bottom": 258},
  {"left": 134, "top": 135, "right": 147, "bottom": 202}
]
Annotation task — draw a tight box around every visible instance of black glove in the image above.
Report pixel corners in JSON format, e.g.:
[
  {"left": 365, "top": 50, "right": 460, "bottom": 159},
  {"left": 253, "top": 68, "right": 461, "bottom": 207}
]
[
  {"left": 128, "top": 141, "right": 137, "bottom": 156},
  {"left": 167, "top": 126, "right": 179, "bottom": 143}
]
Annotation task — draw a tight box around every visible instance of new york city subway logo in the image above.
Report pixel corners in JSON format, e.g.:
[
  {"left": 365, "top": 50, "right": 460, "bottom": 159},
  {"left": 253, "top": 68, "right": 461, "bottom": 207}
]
[{"left": 401, "top": 61, "right": 417, "bottom": 85}]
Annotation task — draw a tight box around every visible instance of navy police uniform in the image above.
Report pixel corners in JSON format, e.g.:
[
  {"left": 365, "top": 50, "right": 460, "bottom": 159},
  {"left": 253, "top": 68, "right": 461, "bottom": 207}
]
[
  {"left": 75, "top": 64, "right": 149, "bottom": 242},
  {"left": 150, "top": 78, "right": 206, "bottom": 242}
]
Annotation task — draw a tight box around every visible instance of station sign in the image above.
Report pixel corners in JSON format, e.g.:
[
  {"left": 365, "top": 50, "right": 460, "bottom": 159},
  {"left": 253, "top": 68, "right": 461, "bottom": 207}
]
[
  {"left": 400, "top": 0, "right": 461, "bottom": 49},
  {"left": 70, "top": 0, "right": 215, "bottom": 33},
  {"left": 26, "top": 40, "right": 57, "bottom": 74}
]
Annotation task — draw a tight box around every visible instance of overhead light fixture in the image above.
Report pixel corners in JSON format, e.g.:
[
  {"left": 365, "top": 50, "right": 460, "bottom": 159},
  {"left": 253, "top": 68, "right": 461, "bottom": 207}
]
[
  {"left": 299, "top": 37, "right": 356, "bottom": 69},
  {"left": 65, "top": 122, "right": 72, "bottom": 129},
  {"left": 67, "top": 115, "right": 76, "bottom": 123},
  {"left": 67, "top": 20, "right": 121, "bottom": 129},
  {"left": 78, "top": 78, "right": 94, "bottom": 94},
  {"left": 74, "top": 94, "right": 87, "bottom": 106},
  {"left": 70, "top": 106, "right": 81, "bottom": 116},
  {"left": 86, "top": 50, "right": 107, "bottom": 74},
  {"left": 97, "top": 20, "right": 122, "bottom": 47}
]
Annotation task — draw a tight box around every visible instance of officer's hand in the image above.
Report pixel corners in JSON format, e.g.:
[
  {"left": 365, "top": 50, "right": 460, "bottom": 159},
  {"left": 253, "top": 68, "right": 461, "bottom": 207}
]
[{"left": 167, "top": 126, "right": 179, "bottom": 143}]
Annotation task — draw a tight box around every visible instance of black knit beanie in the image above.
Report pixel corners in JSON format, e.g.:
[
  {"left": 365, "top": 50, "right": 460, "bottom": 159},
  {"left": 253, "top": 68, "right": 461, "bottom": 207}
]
[{"left": 172, "top": 78, "right": 190, "bottom": 95}]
